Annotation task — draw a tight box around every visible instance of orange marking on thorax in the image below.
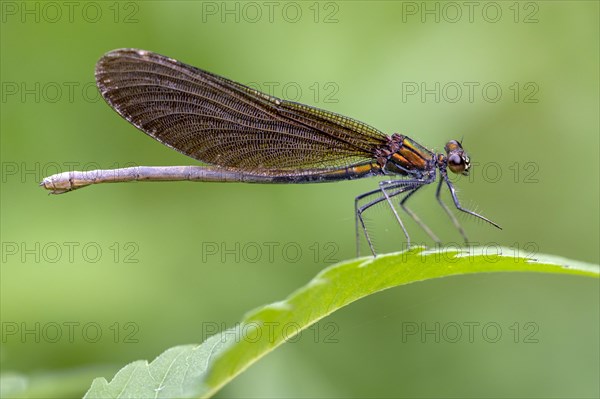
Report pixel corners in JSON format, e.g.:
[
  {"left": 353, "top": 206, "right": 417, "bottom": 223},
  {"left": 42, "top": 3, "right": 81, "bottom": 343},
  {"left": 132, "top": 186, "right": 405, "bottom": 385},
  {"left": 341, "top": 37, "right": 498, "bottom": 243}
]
[{"left": 397, "top": 139, "right": 428, "bottom": 169}]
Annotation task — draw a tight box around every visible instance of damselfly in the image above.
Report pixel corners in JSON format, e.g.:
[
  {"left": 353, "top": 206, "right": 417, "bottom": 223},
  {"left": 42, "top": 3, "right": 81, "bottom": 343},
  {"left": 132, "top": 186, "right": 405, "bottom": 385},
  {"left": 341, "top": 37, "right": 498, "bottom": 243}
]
[{"left": 41, "top": 49, "right": 501, "bottom": 255}]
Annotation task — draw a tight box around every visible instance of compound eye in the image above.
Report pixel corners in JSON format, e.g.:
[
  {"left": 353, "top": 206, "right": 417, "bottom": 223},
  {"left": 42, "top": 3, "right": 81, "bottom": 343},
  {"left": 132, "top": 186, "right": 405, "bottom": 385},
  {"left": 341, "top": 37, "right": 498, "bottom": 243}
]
[
  {"left": 444, "top": 140, "right": 462, "bottom": 153},
  {"left": 448, "top": 154, "right": 466, "bottom": 174}
]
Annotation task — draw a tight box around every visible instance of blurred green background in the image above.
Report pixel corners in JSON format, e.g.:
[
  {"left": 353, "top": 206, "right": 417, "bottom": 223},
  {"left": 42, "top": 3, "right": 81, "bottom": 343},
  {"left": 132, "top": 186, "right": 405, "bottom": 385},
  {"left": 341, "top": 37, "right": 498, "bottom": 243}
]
[{"left": 1, "top": 1, "right": 598, "bottom": 398}]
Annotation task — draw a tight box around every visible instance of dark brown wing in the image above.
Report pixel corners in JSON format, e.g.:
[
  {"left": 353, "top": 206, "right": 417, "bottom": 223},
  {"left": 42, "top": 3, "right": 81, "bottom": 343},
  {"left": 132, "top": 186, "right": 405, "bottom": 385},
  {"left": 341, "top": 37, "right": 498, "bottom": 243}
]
[{"left": 95, "top": 49, "right": 387, "bottom": 170}]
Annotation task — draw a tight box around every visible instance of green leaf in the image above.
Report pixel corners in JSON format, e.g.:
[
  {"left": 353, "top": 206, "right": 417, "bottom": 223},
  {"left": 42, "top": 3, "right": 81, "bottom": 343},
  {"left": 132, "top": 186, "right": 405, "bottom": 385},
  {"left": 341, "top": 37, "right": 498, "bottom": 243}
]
[{"left": 84, "top": 247, "right": 599, "bottom": 399}]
